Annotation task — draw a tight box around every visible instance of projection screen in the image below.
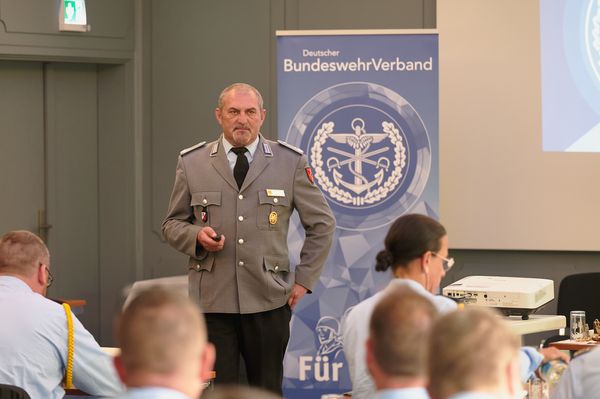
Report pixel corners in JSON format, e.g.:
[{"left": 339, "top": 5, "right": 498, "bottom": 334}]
[{"left": 438, "top": 0, "right": 600, "bottom": 251}]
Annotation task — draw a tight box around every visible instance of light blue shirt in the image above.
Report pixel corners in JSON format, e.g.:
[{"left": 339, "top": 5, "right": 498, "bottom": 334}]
[
  {"left": 341, "top": 278, "right": 542, "bottom": 399},
  {"left": 519, "top": 346, "right": 544, "bottom": 383},
  {"left": 551, "top": 347, "right": 600, "bottom": 399},
  {"left": 222, "top": 135, "right": 259, "bottom": 170},
  {"left": 374, "top": 387, "right": 430, "bottom": 399},
  {"left": 341, "top": 279, "right": 456, "bottom": 399},
  {"left": 114, "top": 387, "right": 192, "bottom": 399},
  {"left": 0, "top": 276, "right": 123, "bottom": 399}
]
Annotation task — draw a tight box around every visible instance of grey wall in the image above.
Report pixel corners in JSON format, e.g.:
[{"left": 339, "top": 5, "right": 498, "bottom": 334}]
[
  {"left": 97, "top": 62, "right": 136, "bottom": 341},
  {"left": 0, "top": 0, "right": 133, "bottom": 62},
  {"left": 0, "top": 0, "right": 136, "bottom": 344}
]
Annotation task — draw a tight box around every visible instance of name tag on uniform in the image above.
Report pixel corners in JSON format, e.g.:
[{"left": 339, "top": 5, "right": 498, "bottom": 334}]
[{"left": 266, "top": 189, "right": 285, "bottom": 197}]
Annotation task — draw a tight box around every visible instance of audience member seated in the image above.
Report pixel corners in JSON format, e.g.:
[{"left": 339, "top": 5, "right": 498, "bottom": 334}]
[
  {"left": 113, "top": 286, "right": 215, "bottom": 399},
  {"left": 428, "top": 307, "right": 522, "bottom": 399},
  {"left": 551, "top": 347, "right": 600, "bottom": 399},
  {"left": 366, "top": 285, "right": 438, "bottom": 399},
  {"left": 0, "top": 230, "right": 123, "bottom": 399},
  {"left": 341, "top": 214, "right": 455, "bottom": 399},
  {"left": 341, "top": 214, "right": 568, "bottom": 399},
  {"left": 204, "top": 384, "right": 281, "bottom": 399}
]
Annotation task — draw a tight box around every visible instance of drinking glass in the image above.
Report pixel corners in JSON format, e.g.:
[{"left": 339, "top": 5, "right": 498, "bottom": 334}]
[{"left": 570, "top": 310, "right": 587, "bottom": 341}]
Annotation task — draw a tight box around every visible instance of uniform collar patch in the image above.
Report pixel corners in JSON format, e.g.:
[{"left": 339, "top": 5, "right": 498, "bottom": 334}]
[{"left": 210, "top": 142, "right": 220, "bottom": 157}]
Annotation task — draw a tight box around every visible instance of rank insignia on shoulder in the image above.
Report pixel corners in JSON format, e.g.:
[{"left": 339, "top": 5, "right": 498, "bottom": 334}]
[
  {"left": 277, "top": 140, "right": 304, "bottom": 155},
  {"left": 180, "top": 141, "right": 206, "bottom": 156},
  {"left": 305, "top": 167, "right": 315, "bottom": 185}
]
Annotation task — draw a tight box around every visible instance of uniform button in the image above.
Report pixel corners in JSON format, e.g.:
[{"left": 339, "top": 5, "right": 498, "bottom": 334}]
[
  {"left": 238, "top": 261, "right": 244, "bottom": 267},
  {"left": 274, "top": 265, "right": 279, "bottom": 271},
  {"left": 238, "top": 194, "right": 244, "bottom": 200},
  {"left": 238, "top": 216, "right": 244, "bottom": 222},
  {"left": 195, "top": 264, "right": 201, "bottom": 271},
  {"left": 238, "top": 238, "right": 244, "bottom": 244},
  {"left": 273, "top": 198, "right": 279, "bottom": 204},
  {"left": 202, "top": 199, "right": 208, "bottom": 204}
]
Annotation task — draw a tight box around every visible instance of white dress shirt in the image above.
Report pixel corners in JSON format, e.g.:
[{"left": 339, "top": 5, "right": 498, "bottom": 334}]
[{"left": 222, "top": 135, "right": 259, "bottom": 170}]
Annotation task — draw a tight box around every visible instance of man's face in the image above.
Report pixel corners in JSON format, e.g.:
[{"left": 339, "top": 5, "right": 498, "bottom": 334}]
[{"left": 215, "top": 89, "right": 266, "bottom": 147}]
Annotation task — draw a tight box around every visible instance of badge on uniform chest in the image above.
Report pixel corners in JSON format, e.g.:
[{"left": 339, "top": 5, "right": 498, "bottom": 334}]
[
  {"left": 201, "top": 207, "right": 208, "bottom": 223},
  {"left": 269, "top": 211, "right": 278, "bottom": 225},
  {"left": 266, "top": 189, "right": 285, "bottom": 197}
]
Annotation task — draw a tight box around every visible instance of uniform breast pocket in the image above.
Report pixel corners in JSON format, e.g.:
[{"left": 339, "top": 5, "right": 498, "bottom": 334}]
[
  {"left": 191, "top": 192, "right": 222, "bottom": 228},
  {"left": 257, "top": 190, "right": 290, "bottom": 230}
]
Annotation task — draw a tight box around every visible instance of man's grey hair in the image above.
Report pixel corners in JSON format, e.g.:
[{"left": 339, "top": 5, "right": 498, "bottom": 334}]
[{"left": 217, "top": 83, "right": 264, "bottom": 109}]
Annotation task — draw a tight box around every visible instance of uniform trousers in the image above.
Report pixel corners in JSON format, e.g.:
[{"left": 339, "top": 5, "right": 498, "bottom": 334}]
[{"left": 205, "top": 304, "right": 291, "bottom": 394}]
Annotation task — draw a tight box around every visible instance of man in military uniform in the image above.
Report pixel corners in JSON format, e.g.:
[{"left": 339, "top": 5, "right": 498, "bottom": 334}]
[{"left": 162, "top": 83, "right": 336, "bottom": 393}]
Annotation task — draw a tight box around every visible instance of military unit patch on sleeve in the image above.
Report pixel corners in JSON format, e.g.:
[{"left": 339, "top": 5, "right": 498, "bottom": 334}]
[{"left": 305, "top": 167, "right": 315, "bottom": 185}]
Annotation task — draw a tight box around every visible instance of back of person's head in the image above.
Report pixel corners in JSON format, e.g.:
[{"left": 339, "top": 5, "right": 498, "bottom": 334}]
[
  {"left": 203, "top": 384, "right": 282, "bottom": 399},
  {"left": 0, "top": 230, "right": 49, "bottom": 277},
  {"left": 427, "top": 307, "right": 521, "bottom": 399},
  {"left": 115, "top": 287, "right": 214, "bottom": 396},
  {"left": 367, "top": 286, "right": 438, "bottom": 383},
  {"left": 375, "top": 214, "right": 446, "bottom": 273}
]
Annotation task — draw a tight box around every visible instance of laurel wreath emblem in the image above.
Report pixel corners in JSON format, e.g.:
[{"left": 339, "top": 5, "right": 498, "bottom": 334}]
[{"left": 310, "top": 121, "right": 407, "bottom": 206}]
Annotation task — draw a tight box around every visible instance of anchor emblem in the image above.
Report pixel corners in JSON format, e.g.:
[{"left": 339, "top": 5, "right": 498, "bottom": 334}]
[
  {"left": 326, "top": 118, "right": 391, "bottom": 195},
  {"left": 311, "top": 118, "right": 407, "bottom": 207}
]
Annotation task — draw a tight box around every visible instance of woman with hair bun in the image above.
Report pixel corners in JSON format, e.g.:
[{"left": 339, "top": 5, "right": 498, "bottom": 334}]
[
  {"left": 341, "top": 214, "right": 456, "bottom": 399},
  {"left": 341, "top": 213, "right": 566, "bottom": 399},
  {"left": 373, "top": 213, "right": 453, "bottom": 300}
]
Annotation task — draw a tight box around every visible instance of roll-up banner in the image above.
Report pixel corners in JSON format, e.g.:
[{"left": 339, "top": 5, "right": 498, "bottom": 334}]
[{"left": 277, "top": 30, "right": 439, "bottom": 398}]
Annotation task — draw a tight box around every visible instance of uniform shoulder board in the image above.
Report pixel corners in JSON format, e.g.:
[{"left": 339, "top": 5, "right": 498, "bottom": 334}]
[
  {"left": 180, "top": 141, "right": 206, "bottom": 156},
  {"left": 277, "top": 140, "right": 303, "bottom": 155}
]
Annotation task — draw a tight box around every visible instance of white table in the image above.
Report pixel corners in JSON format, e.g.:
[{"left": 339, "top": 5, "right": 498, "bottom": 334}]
[{"left": 505, "top": 314, "right": 566, "bottom": 335}]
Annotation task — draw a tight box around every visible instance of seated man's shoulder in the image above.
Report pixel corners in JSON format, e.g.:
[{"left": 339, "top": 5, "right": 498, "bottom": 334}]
[{"left": 24, "top": 295, "right": 74, "bottom": 325}]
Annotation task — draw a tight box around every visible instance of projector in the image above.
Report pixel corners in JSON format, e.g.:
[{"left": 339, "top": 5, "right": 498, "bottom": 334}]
[{"left": 442, "top": 276, "right": 554, "bottom": 319}]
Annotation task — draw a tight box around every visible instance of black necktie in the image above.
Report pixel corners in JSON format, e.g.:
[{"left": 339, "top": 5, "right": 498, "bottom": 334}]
[{"left": 231, "top": 147, "right": 249, "bottom": 189}]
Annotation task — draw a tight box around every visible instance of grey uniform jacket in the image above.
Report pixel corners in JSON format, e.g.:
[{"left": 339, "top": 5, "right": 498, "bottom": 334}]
[{"left": 162, "top": 135, "right": 336, "bottom": 314}]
